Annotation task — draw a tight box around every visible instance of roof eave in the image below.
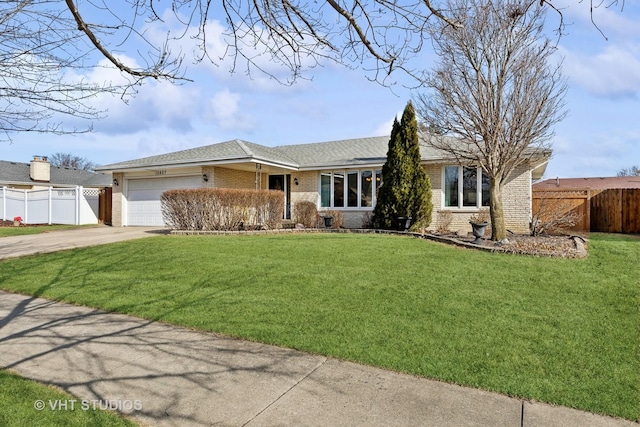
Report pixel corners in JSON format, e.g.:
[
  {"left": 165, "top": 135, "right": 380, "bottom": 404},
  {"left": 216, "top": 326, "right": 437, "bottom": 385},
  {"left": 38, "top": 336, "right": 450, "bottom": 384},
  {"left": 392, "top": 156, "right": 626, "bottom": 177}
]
[
  {"left": 297, "top": 160, "right": 387, "bottom": 171},
  {"left": 96, "top": 155, "right": 300, "bottom": 173}
]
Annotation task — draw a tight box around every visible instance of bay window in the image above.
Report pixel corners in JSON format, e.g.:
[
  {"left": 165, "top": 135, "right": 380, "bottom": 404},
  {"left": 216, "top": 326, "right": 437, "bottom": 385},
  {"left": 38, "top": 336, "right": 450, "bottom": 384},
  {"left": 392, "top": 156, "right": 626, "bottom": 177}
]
[
  {"left": 320, "top": 169, "right": 382, "bottom": 208},
  {"left": 444, "top": 166, "right": 490, "bottom": 208},
  {"left": 334, "top": 172, "right": 344, "bottom": 207}
]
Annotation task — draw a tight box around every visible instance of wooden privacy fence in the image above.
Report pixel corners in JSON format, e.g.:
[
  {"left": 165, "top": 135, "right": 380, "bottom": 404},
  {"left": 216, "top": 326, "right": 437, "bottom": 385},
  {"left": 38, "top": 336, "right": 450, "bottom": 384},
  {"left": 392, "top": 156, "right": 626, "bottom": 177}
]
[
  {"left": 532, "top": 188, "right": 640, "bottom": 233},
  {"left": 591, "top": 189, "right": 640, "bottom": 233},
  {"left": 532, "top": 189, "right": 590, "bottom": 232}
]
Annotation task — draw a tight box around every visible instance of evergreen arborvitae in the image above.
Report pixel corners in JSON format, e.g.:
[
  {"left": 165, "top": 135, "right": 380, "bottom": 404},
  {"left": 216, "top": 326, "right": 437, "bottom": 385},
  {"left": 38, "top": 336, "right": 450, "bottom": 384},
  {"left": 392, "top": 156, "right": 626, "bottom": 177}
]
[{"left": 372, "top": 101, "right": 432, "bottom": 230}]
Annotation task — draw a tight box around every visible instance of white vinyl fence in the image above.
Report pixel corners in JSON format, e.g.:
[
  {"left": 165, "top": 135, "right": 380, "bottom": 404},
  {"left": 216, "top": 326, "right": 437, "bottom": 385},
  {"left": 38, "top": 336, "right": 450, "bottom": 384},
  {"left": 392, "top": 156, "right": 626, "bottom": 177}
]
[{"left": 1, "top": 186, "right": 100, "bottom": 225}]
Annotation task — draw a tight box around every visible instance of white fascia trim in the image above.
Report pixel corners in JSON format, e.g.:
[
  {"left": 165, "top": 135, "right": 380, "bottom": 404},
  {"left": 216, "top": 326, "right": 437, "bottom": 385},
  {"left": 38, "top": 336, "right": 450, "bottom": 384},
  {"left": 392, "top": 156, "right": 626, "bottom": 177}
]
[
  {"left": 99, "top": 157, "right": 299, "bottom": 173},
  {"left": 298, "top": 162, "right": 385, "bottom": 172}
]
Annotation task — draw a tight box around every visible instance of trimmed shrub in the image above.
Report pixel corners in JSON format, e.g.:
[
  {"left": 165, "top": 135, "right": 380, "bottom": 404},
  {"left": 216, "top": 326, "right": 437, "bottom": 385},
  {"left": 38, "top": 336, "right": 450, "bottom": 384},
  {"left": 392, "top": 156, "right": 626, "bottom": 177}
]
[
  {"left": 161, "top": 188, "right": 284, "bottom": 231},
  {"left": 294, "top": 201, "right": 318, "bottom": 228},
  {"left": 436, "top": 210, "right": 453, "bottom": 233}
]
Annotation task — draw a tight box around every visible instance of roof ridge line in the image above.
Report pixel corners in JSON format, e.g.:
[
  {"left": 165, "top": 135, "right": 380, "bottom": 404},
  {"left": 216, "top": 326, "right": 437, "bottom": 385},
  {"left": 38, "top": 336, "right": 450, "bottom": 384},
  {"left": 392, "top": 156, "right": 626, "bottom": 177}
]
[{"left": 234, "top": 139, "right": 254, "bottom": 157}]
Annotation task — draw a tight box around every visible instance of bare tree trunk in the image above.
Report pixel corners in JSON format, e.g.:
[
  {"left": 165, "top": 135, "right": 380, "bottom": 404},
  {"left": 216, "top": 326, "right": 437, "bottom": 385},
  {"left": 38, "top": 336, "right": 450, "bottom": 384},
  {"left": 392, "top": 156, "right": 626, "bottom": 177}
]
[{"left": 489, "top": 180, "right": 507, "bottom": 241}]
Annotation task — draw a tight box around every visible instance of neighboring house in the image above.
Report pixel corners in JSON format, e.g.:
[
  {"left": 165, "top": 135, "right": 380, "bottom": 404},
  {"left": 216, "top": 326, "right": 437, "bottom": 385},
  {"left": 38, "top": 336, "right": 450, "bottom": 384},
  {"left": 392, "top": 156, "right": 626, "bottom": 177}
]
[
  {"left": 96, "top": 136, "right": 550, "bottom": 232},
  {"left": 533, "top": 176, "right": 640, "bottom": 191},
  {"left": 0, "top": 156, "right": 112, "bottom": 189},
  {"left": 1, "top": 156, "right": 113, "bottom": 225}
]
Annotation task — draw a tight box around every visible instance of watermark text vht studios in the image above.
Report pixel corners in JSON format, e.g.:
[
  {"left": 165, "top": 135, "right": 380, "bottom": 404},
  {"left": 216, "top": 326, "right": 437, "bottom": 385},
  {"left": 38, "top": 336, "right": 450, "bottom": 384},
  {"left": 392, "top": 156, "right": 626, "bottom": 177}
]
[{"left": 34, "top": 399, "right": 142, "bottom": 413}]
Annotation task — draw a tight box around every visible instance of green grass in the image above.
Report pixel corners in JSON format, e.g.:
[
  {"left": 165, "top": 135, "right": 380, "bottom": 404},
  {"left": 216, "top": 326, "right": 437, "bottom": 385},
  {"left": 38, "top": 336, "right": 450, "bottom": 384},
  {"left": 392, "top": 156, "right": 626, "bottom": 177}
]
[
  {"left": 0, "top": 370, "right": 136, "bottom": 427},
  {"left": 0, "top": 225, "right": 93, "bottom": 237},
  {"left": 0, "top": 233, "right": 638, "bottom": 420}
]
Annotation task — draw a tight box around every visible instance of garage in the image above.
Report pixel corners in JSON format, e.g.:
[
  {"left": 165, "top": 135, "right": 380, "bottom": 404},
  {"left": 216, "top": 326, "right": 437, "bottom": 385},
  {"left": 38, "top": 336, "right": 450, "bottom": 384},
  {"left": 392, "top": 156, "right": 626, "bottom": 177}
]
[{"left": 127, "top": 176, "right": 201, "bottom": 226}]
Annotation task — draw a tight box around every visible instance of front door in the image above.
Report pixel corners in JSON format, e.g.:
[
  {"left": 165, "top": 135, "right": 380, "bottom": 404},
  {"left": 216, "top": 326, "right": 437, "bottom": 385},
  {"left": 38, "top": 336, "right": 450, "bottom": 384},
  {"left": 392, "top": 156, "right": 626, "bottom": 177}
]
[{"left": 268, "top": 174, "right": 291, "bottom": 219}]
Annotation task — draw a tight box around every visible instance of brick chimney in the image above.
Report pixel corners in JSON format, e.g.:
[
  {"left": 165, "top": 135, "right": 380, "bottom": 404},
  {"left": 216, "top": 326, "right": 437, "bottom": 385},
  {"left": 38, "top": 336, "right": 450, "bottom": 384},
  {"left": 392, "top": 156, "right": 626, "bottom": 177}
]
[{"left": 30, "top": 156, "right": 50, "bottom": 182}]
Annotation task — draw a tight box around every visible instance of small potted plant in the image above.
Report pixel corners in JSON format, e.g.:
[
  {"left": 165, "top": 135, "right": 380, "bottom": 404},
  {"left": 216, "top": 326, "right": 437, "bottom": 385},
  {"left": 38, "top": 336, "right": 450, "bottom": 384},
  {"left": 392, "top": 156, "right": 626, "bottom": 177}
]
[
  {"left": 396, "top": 216, "right": 412, "bottom": 232},
  {"left": 13, "top": 216, "right": 22, "bottom": 227},
  {"left": 469, "top": 210, "right": 490, "bottom": 244}
]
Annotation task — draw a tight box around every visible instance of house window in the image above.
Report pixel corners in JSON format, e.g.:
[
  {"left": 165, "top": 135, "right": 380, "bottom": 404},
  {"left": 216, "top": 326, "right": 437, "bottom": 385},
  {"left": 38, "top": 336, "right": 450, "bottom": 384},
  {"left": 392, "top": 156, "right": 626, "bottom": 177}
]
[
  {"left": 444, "top": 166, "right": 459, "bottom": 207},
  {"left": 348, "top": 172, "right": 358, "bottom": 207},
  {"left": 462, "top": 167, "right": 477, "bottom": 207},
  {"left": 334, "top": 172, "right": 344, "bottom": 207},
  {"left": 444, "top": 166, "right": 490, "bottom": 208},
  {"left": 320, "top": 172, "right": 331, "bottom": 207},
  {"left": 361, "top": 171, "right": 373, "bottom": 207},
  {"left": 320, "top": 169, "right": 382, "bottom": 209}
]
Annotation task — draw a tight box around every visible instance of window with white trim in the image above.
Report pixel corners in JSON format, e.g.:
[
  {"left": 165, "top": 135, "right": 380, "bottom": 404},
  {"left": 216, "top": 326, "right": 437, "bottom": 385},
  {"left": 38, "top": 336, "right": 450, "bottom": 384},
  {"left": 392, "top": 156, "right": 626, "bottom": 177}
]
[
  {"left": 320, "top": 169, "right": 382, "bottom": 208},
  {"left": 444, "top": 166, "right": 490, "bottom": 208}
]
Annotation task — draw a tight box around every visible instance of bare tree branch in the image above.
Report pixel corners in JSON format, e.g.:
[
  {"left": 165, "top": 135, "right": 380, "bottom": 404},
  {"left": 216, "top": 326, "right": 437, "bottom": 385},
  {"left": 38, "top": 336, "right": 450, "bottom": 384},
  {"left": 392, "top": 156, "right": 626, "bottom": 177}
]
[
  {"left": 64, "top": 0, "right": 186, "bottom": 82},
  {"left": 414, "top": 0, "right": 568, "bottom": 241},
  {"left": 0, "top": 0, "right": 624, "bottom": 141},
  {"left": 48, "top": 152, "right": 97, "bottom": 171}
]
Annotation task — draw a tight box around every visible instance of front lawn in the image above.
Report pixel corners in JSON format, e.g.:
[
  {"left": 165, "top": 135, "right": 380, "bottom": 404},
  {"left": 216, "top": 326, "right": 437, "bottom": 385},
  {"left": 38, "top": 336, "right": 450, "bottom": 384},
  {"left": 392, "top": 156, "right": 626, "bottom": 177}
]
[
  {"left": 0, "top": 370, "right": 136, "bottom": 427},
  {"left": 0, "top": 233, "right": 637, "bottom": 420},
  {"left": 0, "top": 224, "right": 91, "bottom": 237}
]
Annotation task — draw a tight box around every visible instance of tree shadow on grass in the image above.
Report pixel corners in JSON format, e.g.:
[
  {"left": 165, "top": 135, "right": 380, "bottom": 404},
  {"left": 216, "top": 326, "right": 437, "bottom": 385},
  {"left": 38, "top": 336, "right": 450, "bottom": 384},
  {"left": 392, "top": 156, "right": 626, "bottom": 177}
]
[{"left": 0, "top": 288, "right": 331, "bottom": 427}]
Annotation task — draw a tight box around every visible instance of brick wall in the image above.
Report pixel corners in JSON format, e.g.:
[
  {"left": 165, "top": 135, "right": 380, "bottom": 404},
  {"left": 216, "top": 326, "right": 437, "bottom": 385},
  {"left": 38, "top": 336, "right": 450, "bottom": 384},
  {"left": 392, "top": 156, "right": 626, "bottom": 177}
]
[
  {"left": 501, "top": 163, "right": 532, "bottom": 233},
  {"left": 211, "top": 167, "right": 259, "bottom": 189},
  {"left": 112, "top": 163, "right": 533, "bottom": 231},
  {"left": 288, "top": 165, "right": 533, "bottom": 232},
  {"left": 428, "top": 163, "right": 532, "bottom": 234},
  {"left": 111, "top": 172, "right": 124, "bottom": 227},
  {"left": 339, "top": 211, "right": 370, "bottom": 228},
  {"left": 201, "top": 166, "right": 216, "bottom": 189},
  {"left": 290, "top": 171, "right": 319, "bottom": 206}
]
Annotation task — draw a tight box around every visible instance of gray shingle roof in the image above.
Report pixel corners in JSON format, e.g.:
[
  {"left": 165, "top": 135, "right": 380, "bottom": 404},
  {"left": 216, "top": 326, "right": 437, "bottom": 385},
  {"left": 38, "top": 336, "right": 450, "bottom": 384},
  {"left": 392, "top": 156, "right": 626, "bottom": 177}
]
[
  {"left": 95, "top": 139, "right": 298, "bottom": 171},
  {"left": 273, "top": 136, "right": 389, "bottom": 169},
  {"left": 0, "top": 161, "right": 111, "bottom": 187},
  {"left": 96, "top": 135, "right": 551, "bottom": 172},
  {"left": 534, "top": 176, "right": 640, "bottom": 190}
]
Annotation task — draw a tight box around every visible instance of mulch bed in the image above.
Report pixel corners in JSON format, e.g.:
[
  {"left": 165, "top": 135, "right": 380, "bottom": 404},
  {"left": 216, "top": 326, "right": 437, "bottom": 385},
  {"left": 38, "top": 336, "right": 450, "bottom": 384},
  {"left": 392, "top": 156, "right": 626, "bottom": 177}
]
[
  {"left": 425, "top": 231, "right": 588, "bottom": 258},
  {"left": 0, "top": 220, "right": 51, "bottom": 227}
]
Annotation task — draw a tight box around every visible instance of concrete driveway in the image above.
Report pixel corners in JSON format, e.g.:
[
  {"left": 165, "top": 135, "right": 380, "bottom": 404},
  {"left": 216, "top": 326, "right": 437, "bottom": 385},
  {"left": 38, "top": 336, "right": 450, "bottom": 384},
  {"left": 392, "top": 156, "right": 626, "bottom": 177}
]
[{"left": 0, "top": 226, "right": 164, "bottom": 260}]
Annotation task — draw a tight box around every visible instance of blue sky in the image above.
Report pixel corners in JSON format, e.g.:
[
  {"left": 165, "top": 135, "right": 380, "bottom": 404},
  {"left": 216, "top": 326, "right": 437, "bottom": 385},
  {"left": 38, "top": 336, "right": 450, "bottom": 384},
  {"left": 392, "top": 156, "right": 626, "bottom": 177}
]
[{"left": 2, "top": 1, "right": 639, "bottom": 179}]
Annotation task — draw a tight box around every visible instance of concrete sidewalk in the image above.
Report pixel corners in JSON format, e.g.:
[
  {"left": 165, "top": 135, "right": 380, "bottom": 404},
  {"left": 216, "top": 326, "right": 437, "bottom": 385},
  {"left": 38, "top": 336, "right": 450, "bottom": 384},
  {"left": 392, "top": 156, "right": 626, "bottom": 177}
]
[
  {"left": 0, "top": 226, "right": 163, "bottom": 260},
  {"left": 0, "top": 291, "right": 634, "bottom": 427}
]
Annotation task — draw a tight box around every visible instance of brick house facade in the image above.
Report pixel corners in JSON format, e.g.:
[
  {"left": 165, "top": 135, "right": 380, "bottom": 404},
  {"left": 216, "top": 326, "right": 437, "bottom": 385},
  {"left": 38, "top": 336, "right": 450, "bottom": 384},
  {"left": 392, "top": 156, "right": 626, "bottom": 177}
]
[{"left": 98, "top": 137, "right": 549, "bottom": 232}]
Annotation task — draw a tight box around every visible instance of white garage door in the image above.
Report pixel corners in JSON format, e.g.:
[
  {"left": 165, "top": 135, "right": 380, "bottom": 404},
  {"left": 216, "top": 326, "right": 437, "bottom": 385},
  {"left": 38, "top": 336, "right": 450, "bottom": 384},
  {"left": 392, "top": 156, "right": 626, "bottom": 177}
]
[{"left": 127, "top": 176, "right": 201, "bottom": 226}]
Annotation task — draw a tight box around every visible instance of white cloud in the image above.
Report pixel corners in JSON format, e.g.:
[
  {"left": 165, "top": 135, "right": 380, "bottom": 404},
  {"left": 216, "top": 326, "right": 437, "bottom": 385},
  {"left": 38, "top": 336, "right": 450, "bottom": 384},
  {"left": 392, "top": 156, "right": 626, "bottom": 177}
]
[
  {"left": 68, "top": 56, "right": 203, "bottom": 135},
  {"left": 142, "top": 10, "right": 319, "bottom": 92},
  {"left": 557, "top": 0, "right": 640, "bottom": 39},
  {"left": 546, "top": 128, "right": 640, "bottom": 178},
  {"left": 561, "top": 43, "right": 640, "bottom": 98},
  {"left": 136, "top": 134, "right": 211, "bottom": 158},
  {"left": 373, "top": 117, "right": 395, "bottom": 137},
  {"left": 372, "top": 108, "right": 404, "bottom": 137},
  {"left": 206, "top": 89, "right": 254, "bottom": 131}
]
